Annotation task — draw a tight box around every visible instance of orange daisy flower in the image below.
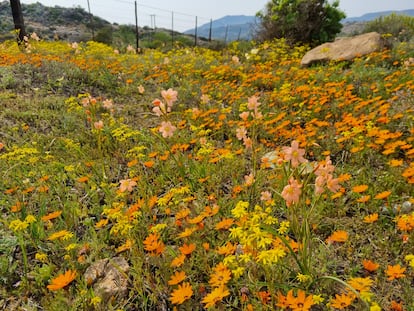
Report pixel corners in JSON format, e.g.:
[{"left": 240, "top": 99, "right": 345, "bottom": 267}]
[
  {"left": 215, "top": 218, "right": 234, "bottom": 230},
  {"left": 216, "top": 242, "right": 237, "bottom": 256},
  {"left": 347, "top": 277, "right": 373, "bottom": 292},
  {"left": 179, "top": 243, "right": 196, "bottom": 256},
  {"left": 386, "top": 264, "right": 406, "bottom": 280},
  {"left": 127, "top": 159, "right": 138, "bottom": 167},
  {"left": 41, "top": 211, "right": 62, "bottom": 222},
  {"left": 143, "top": 160, "right": 154, "bottom": 168},
  {"left": 326, "top": 230, "right": 348, "bottom": 243},
  {"left": 47, "top": 270, "right": 76, "bottom": 291},
  {"left": 329, "top": 293, "right": 355, "bottom": 309},
  {"left": 389, "top": 159, "right": 403, "bottom": 167},
  {"left": 390, "top": 300, "right": 404, "bottom": 311},
  {"left": 168, "top": 271, "right": 186, "bottom": 285},
  {"left": 357, "top": 195, "right": 371, "bottom": 203},
  {"left": 257, "top": 291, "right": 272, "bottom": 304},
  {"left": 209, "top": 263, "right": 232, "bottom": 287},
  {"left": 77, "top": 176, "right": 89, "bottom": 183},
  {"left": 396, "top": 214, "right": 414, "bottom": 232},
  {"left": 352, "top": 184, "right": 368, "bottom": 193},
  {"left": 169, "top": 282, "right": 193, "bottom": 305},
  {"left": 363, "top": 213, "right": 379, "bottom": 223},
  {"left": 116, "top": 239, "right": 133, "bottom": 253},
  {"left": 375, "top": 191, "right": 391, "bottom": 200},
  {"left": 177, "top": 227, "right": 197, "bottom": 238},
  {"left": 276, "top": 290, "right": 289, "bottom": 308},
  {"left": 285, "top": 289, "right": 314, "bottom": 311},
  {"left": 338, "top": 173, "right": 352, "bottom": 182},
  {"left": 362, "top": 259, "right": 380, "bottom": 272},
  {"left": 202, "top": 285, "right": 230, "bottom": 308},
  {"left": 170, "top": 254, "right": 186, "bottom": 268},
  {"left": 143, "top": 233, "right": 165, "bottom": 256}
]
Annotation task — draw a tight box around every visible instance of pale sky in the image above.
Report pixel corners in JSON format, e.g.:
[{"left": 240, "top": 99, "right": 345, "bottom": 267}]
[{"left": 20, "top": 0, "right": 414, "bottom": 32}]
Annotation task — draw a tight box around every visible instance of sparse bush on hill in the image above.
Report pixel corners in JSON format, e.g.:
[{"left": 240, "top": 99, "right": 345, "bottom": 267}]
[
  {"left": 363, "top": 13, "right": 414, "bottom": 42},
  {"left": 95, "top": 25, "right": 114, "bottom": 45}
]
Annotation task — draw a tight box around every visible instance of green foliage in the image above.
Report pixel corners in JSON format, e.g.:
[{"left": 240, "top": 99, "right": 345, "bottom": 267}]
[
  {"left": 112, "top": 25, "right": 136, "bottom": 48},
  {"left": 255, "top": 0, "right": 346, "bottom": 45},
  {"left": 95, "top": 25, "right": 114, "bottom": 45},
  {"left": 21, "top": 3, "right": 109, "bottom": 28},
  {"left": 364, "top": 13, "right": 414, "bottom": 42}
]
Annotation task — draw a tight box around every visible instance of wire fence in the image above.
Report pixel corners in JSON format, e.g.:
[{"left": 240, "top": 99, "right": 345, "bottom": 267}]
[
  {"left": 90, "top": 0, "right": 210, "bottom": 33},
  {"left": 84, "top": 0, "right": 252, "bottom": 48}
]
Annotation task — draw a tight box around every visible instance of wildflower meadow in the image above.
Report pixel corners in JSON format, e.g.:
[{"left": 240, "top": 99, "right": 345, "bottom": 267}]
[{"left": 0, "top": 36, "right": 413, "bottom": 310}]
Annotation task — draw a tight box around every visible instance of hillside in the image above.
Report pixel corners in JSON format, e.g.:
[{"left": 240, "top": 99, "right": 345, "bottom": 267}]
[
  {"left": 0, "top": 1, "right": 109, "bottom": 41},
  {"left": 342, "top": 9, "right": 414, "bottom": 23}
]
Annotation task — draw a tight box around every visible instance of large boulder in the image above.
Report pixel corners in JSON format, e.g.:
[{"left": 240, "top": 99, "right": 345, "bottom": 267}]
[{"left": 301, "top": 32, "right": 387, "bottom": 67}]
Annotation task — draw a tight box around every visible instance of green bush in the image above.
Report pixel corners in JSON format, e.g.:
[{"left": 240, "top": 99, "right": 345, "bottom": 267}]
[{"left": 255, "top": 0, "right": 346, "bottom": 45}]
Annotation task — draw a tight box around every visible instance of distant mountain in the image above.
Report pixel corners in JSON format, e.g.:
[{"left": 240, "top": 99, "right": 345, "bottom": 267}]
[
  {"left": 184, "top": 15, "right": 257, "bottom": 41},
  {"left": 342, "top": 9, "right": 414, "bottom": 23}
]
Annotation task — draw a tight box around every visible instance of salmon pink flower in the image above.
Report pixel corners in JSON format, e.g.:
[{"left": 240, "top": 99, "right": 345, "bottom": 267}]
[
  {"left": 326, "top": 175, "right": 341, "bottom": 193},
  {"left": 247, "top": 96, "right": 262, "bottom": 119},
  {"left": 281, "top": 178, "right": 302, "bottom": 206},
  {"left": 247, "top": 95, "right": 261, "bottom": 111},
  {"left": 236, "top": 127, "right": 247, "bottom": 140},
  {"left": 282, "top": 140, "right": 307, "bottom": 168},
  {"left": 315, "top": 176, "right": 326, "bottom": 194},
  {"left": 126, "top": 44, "right": 135, "bottom": 53},
  {"left": 102, "top": 99, "right": 113, "bottom": 109},
  {"left": 159, "top": 121, "right": 177, "bottom": 138},
  {"left": 200, "top": 94, "right": 210, "bottom": 104},
  {"left": 239, "top": 111, "right": 250, "bottom": 121},
  {"left": 161, "top": 88, "right": 178, "bottom": 107},
  {"left": 243, "top": 137, "right": 253, "bottom": 149},
  {"left": 260, "top": 191, "right": 272, "bottom": 202},
  {"left": 30, "top": 32, "right": 40, "bottom": 41},
  {"left": 138, "top": 85, "right": 145, "bottom": 94},
  {"left": 119, "top": 178, "right": 137, "bottom": 192},
  {"left": 244, "top": 173, "right": 255, "bottom": 186},
  {"left": 93, "top": 120, "right": 103, "bottom": 130},
  {"left": 315, "top": 156, "right": 335, "bottom": 178},
  {"left": 152, "top": 99, "right": 168, "bottom": 116}
]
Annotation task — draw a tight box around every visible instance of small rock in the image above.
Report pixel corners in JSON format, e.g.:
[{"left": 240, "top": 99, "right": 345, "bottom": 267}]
[
  {"left": 84, "top": 257, "right": 130, "bottom": 302},
  {"left": 400, "top": 201, "right": 413, "bottom": 214}
]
